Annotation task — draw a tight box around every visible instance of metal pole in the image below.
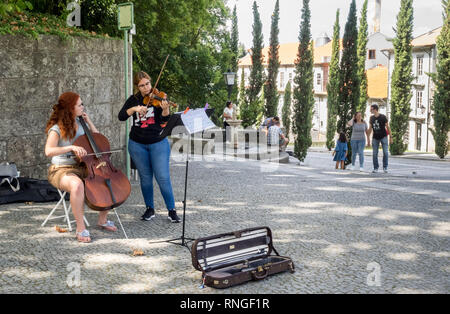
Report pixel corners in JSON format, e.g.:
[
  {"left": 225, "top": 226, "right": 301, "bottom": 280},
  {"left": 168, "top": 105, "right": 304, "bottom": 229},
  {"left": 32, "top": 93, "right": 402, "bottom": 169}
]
[
  {"left": 181, "top": 134, "right": 190, "bottom": 246},
  {"left": 124, "top": 30, "right": 131, "bottom": 179}
]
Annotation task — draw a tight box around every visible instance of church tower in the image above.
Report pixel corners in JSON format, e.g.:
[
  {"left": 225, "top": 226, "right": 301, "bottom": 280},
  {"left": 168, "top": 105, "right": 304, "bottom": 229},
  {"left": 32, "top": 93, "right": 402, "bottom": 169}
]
[{"left": 369, "top": 0, "right": 381, "bottom": 35}]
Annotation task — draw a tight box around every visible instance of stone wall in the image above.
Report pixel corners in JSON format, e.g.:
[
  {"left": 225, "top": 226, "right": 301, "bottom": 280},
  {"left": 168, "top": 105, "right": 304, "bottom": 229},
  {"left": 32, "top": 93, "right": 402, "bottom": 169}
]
[{"left": 0, "top": 34, "right": 127, "bottom": 179}]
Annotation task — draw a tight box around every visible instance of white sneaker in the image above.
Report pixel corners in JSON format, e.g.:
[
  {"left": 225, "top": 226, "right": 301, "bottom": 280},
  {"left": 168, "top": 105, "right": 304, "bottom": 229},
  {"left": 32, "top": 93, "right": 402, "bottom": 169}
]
[
  {"left": 359, "top": 167, "right": 364, "bottom": 172},
  {"left": 372, "top": 169, "right": 378, "bottom": 173},
  {"left": 350, "top": 165, "right": 355, "bottom": 171},
  {"left": 383, "top": 168, "right": 388, "bottom": 173}
]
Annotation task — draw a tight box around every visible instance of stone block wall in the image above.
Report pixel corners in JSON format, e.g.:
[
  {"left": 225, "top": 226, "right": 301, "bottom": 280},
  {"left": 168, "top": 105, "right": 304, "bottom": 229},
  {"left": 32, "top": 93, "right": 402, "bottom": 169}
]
[{"left": 0, "top": 34, "right": 127, "bottom": 179}]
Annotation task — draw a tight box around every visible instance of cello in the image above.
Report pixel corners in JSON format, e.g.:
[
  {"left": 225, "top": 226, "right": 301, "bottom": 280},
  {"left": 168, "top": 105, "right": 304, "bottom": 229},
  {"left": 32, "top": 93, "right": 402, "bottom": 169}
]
[{"left": 72, "top": 116, "right": 131, "bottom": 211}]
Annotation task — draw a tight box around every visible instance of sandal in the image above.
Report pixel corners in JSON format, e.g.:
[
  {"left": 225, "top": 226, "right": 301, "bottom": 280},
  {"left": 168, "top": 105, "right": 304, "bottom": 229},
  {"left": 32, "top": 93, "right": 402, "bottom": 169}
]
[
  {"left": 97, "top": 220, "right": 117, "bottom": 232},
  {"left": 76, "top": 229, "right": 91, "bottom": 243}
]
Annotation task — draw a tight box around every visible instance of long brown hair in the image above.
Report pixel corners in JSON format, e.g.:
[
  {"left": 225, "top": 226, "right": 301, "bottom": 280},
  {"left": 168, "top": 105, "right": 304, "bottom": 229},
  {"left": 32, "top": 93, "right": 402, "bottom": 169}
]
[
  {"left": 133, "top": 71, "right": 152, "bottom": 95},
  {"left": 45, "top": 92, "right": 80, "bottom": 140}
]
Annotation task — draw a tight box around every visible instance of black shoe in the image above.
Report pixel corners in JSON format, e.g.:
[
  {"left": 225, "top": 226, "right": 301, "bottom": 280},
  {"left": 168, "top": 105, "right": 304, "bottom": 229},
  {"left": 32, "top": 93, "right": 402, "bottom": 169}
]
[
  {"left": 141, "top": 207, "right": 155, "bottom": 221},
  {"left": 168, "top": 210, "right": 181, "bottom": 223}
]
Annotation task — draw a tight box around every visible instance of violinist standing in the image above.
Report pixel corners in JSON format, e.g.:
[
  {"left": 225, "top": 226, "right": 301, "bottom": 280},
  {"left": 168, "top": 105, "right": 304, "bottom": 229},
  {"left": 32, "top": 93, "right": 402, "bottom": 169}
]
[
  {"left": 45, "top": 92, "right": 118, "bottom": 243},
  {"left": 118, "top": 71, "right": 180, "bottom": 223}
]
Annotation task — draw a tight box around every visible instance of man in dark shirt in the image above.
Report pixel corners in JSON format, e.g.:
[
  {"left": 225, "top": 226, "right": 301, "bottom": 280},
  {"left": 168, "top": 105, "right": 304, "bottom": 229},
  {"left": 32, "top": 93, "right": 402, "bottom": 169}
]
[
  {"left": 260, "top": 116, "right": 280, "bottom": 135},
  {"left": 367, "top": 104, "right": 393, "bottom": 173}
]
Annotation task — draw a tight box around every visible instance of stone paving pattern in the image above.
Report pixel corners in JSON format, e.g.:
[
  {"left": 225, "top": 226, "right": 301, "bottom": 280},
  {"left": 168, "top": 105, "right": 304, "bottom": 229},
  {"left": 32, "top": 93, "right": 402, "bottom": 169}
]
[{"left": 0, "top": 152, "right": 448, "bottom": 294}]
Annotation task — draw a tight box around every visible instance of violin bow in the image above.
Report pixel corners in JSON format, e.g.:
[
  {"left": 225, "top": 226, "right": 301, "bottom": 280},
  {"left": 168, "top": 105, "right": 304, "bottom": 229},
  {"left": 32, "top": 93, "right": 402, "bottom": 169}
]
[{"left": 152, "top": 54, "right": 170, "bottom": 92}]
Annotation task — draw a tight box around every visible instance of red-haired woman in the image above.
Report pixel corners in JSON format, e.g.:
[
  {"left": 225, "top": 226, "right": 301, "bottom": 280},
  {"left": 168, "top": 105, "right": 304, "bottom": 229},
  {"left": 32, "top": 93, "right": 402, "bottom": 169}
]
[{"left": 45, "top": 92, "right": 117, "bottom": 243}]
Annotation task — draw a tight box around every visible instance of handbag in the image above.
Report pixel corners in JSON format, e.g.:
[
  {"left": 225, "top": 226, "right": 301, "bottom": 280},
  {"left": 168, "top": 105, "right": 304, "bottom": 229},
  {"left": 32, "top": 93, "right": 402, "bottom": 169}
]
[
  {"left": 0, "top": 162, "right": 18, "bottom": 178},
  {"left": 0, "top": 162, "right": 20, "bottom": 192}
]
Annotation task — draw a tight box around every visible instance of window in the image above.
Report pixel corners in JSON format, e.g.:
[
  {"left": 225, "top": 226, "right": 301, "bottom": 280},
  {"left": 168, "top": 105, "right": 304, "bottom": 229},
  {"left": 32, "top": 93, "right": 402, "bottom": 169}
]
[
  {"left": 289, "top": 73, "right": 292, "bottom": 84},
  {"left": 279, "top": 72, "right": 284, "bottom": 89},
  {"left": 317, "top": 73, "right": 322, "bottom": 86},
  {"left": 417, "top": 57, "right": 424, "bottom": 76},
  {"left": 368, "top": 50, "right": 376, "bottom": 59},
  {"left": 416, "top": 90, "right": 423, "bottom": 108},
  {"left": 416, "top": 123, "right": 422, "bottom": 151}
]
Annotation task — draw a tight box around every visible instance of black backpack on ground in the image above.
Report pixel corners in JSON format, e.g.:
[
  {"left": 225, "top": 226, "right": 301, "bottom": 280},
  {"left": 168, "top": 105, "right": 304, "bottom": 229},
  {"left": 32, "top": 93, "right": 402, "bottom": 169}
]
[{"left": 0, "top": 177, "right": 66, "bottom": 205}]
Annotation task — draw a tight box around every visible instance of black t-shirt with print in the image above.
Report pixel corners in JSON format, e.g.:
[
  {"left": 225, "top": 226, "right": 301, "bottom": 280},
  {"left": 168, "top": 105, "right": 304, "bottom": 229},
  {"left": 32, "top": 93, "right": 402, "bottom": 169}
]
[
  {"left": 369, "top": 114, "right": 388, "bottom": 140},
  {"left": 118, "top": 93, "right": 170, "bottom": 144}
]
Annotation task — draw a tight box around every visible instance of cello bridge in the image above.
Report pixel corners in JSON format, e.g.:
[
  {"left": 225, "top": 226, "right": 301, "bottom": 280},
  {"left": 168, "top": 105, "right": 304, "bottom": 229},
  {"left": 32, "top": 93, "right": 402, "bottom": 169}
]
[{"left": 96, "top": 161, "right": 107, "bottom": 169}]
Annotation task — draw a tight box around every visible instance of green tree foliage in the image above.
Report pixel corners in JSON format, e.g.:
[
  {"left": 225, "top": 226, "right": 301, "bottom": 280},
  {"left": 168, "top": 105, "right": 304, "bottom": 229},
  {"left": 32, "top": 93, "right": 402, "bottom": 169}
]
[
  {"left": 28, "top": 0, "right": 120, "bottom": 37},
  {"left": 242, "top": 1, "right": 264, "bottom": 128},
  {"left": 390, "top": 0, "right": 414, "bottom": 155},
  {"left": 231, "top": 5, "right": 239, "bottom": 73},
  {"left": 326, "top": 9, "right": 340, "bottom": 151},
  {"left": 230, "top": 4, "right": 239, "bottom": 104},
  {"left": 131, "top": 0, "right": 233, "bottom": 126},
  {"left": 238, "top": 67, "right": 246, "bottom": 119},
  {"left": 0, "top": 0, "right": 32, "bottom": 17},
  {"left": 263, "top": 0, "right": 280, "bottom": 118},
  {"left": 292, "top": 0, "right": 314, "bottom": 162},
  {"left": 282, "top": 80, "right": 292, "bottom": 136},
  {"left": 357, "top": 0, "right": 369, "bottom": 117},
  {"left": 430, "top": 0, "right": 450, "bottom": 158},
  {"left": 337, "top": 0, "right": 359, "bottom": 163}
]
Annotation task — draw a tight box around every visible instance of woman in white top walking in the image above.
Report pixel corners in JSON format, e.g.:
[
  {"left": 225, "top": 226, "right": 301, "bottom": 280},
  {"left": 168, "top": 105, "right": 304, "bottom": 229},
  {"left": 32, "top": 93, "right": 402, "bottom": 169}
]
[{"left": 223, "top": 101, "right": 234, "bottom": 142}]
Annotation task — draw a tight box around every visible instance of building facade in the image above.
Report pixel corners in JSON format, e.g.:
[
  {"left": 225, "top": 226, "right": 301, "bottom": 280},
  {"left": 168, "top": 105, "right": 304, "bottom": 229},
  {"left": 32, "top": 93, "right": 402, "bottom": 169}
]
[
  {"left": 237, "top": 32, "right": 391, "bottom": 142},
  {"left": 384, "top": 27, "right": 441, "bottom": 152}
]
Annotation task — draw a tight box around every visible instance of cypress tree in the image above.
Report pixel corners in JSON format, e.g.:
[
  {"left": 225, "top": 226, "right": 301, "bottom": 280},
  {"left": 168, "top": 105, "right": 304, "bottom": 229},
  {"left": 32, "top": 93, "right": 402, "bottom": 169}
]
[
  {"left": 292, "top": 0, "right": 315, "bottom": 162},
  {"left": 430, "top": 0, "right": 450, "bottom": 158},
  {"left": 326, "top": 9, "right": 340, "bottom": 151},
  {"left": 231, "top": 5, "right": 239, "bottom": 72},
  {"left": 242, "top": 1, "right": 264, "bottom": 128},
  {"left": 357, "top": 0, "right": 369, "bottom": 116},
  {"left": 264, "top": 0, "right": 280, "bottom": 118},
  {"left": 282, "top": 80, "right": 292, "bottom": 136},
  {"left": 337, "top": 0, "right": 359, "bottom": 164},
  {"left": 230, "top": 5, "right": 239, "bottom": 104},
  {"left": 238, "top": 67, "right": 246, "bottom": 119},
  {"left": 390, "top": 0, "right": 414, "bottom": 155}
]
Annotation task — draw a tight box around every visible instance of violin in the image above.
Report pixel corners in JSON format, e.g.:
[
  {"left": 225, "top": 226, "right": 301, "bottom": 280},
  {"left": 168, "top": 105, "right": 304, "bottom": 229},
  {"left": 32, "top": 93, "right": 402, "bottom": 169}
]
[
  {"left": 142, "top": 55, "right": 178, "bottom": 109},
  {"left": 143, "top": 87, "right": 178, "bottom": 108},
  {"left": 73, "top": 116, "right": 131, "bottom": 211}
]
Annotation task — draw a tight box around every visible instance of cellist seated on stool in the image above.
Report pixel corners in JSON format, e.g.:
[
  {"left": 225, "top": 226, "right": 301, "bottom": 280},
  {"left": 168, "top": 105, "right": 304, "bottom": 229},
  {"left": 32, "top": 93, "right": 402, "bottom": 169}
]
[{"left": 44, "top": 92, "right": 117, "bottom": 243}]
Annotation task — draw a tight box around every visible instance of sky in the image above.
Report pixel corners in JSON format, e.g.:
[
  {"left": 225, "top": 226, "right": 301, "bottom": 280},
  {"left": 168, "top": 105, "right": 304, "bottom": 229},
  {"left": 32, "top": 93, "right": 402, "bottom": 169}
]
[{"left": 226, "top": 0, "right": 444, "bottom": 49}]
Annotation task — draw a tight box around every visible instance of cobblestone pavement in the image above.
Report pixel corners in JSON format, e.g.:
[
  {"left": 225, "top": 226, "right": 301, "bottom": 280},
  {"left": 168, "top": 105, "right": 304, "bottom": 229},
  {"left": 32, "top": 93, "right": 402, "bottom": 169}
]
[{"left": 0, "top": 151, "right": 448, "bottom": 294}]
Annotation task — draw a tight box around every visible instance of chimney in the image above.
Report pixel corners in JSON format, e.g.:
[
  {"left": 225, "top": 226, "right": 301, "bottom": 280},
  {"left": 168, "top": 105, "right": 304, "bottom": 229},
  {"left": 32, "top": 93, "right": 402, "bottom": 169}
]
[{"left": 369, "top": 0, "right": 381, "bottom": 35}]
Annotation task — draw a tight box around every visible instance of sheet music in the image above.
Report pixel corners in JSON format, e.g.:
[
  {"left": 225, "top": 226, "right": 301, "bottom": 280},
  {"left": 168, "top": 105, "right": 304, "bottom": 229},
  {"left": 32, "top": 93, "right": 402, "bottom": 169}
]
[{"left": 180, "top": 108, "right": 216, "bottom": 134}]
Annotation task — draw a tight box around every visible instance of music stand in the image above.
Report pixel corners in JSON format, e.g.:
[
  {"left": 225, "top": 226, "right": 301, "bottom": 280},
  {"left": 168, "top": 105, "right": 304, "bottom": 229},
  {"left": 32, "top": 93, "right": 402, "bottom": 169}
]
[{"left": 149, "top": 108, "right": 215, "bottom": 250}]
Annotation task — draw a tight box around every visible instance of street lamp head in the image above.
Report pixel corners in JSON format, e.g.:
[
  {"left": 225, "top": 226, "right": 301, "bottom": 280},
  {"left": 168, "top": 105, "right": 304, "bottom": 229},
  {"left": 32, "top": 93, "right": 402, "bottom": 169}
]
[{"left": 223, "top": 69, "right": 236, "bottom": 86}]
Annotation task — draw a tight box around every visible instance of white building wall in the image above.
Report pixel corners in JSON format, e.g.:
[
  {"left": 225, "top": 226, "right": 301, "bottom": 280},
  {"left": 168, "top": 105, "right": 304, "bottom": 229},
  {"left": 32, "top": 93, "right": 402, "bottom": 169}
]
[{"left": 387, "top": 46, "right": 437, "bottom": 152}]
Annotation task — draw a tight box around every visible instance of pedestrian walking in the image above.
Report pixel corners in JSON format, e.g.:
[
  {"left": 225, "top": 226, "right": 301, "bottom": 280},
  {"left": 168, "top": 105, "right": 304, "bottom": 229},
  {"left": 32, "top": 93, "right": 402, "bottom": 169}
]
[
  {"left": 347, "top": 112, "right": 370, "bottom": 171},
  {"left": 367, "top": 104, "right": 393, "bottom": 173}
]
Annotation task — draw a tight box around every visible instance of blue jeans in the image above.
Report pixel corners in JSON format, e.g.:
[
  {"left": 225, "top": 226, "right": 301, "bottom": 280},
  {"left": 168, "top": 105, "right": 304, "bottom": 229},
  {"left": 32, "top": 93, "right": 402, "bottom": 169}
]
[
  {"left": 372, "top": 136, "right": 389, "bottom": 170},
  {"left": 128, "top": 138, "right": 175, "bottom": 211},
  {"left": 350, "top": 139, "right": 365, "bottom": 167}
]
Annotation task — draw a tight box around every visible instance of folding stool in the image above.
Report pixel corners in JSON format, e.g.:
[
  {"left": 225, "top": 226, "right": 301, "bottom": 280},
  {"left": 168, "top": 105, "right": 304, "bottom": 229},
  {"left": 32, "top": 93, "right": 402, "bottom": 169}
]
[{"left": 41, "top": 189, "right": 89, "bottom": 231}]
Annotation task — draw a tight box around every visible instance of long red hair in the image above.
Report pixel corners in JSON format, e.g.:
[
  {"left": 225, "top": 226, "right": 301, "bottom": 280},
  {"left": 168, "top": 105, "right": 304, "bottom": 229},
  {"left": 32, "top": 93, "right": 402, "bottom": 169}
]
[{"left": 45, "top": 92, "right": 80, "bottom": 140}]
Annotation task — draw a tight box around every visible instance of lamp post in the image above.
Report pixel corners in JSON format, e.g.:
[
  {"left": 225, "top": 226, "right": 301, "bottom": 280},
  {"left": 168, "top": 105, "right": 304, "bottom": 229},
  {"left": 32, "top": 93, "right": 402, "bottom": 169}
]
[
  {"left": 223, "top": 70, "right": 241, "bottom": 149},
  {"left": 223, "top": 69, "right": 236, "bottom": 102}
]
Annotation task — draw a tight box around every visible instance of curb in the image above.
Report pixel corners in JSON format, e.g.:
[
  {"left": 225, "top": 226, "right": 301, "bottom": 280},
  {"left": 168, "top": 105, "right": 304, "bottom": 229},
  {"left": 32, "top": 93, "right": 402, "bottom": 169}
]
[{"left": 307, "top": 148, "right": 450, "bottom": 162}]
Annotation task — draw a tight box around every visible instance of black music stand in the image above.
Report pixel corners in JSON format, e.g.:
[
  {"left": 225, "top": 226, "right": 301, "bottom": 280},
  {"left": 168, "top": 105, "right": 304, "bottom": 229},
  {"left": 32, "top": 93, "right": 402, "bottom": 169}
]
[{"left": 149, "top": 108, "right": 214, "bottom": 250}]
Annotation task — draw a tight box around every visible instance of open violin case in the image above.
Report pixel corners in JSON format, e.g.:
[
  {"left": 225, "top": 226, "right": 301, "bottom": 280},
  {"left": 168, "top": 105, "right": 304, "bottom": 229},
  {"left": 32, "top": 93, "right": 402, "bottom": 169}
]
[{"left": 191, "top": 226, "right": 295, "bottom": 289}]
